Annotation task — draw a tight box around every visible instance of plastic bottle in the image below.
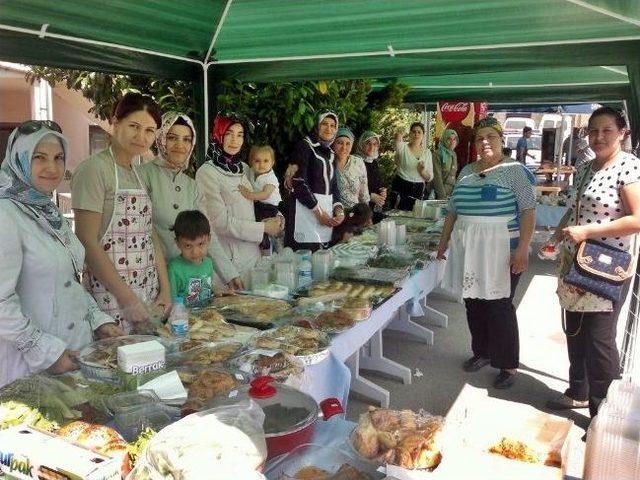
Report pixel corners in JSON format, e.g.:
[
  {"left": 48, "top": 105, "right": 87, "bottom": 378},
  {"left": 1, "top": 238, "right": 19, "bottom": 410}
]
[
  {"left": 170, "top": 297, "right": 188, "bottom": 337},
  {"left": 297, "top": 258, "right": 313, "bottom": 290}
]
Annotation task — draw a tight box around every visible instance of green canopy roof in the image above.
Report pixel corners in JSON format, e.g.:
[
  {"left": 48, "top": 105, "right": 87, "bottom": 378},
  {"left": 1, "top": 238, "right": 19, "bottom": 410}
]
[
  {"left": 1, "top": 1, "right": 640, "bottom": 138},
  {"left": 377, "top": 66, "right": 630, "bottom": 105}
]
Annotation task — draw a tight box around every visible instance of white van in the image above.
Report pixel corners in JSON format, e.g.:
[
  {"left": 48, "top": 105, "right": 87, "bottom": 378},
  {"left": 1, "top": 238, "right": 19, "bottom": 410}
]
[{"left": 503, "top": 117, "right": 536, "bottom": 135}]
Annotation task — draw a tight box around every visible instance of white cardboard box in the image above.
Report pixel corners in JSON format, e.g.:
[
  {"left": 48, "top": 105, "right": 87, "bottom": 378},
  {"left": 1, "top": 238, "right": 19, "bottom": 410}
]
[{"left": 0, "top": 426, "right": 121, "bottom": 480}]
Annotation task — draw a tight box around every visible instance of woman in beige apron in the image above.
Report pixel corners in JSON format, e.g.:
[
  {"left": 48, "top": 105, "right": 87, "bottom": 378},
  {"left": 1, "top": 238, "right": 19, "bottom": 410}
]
[
  {"left": 72, "top": 93, "right": 171, "bottom": 333},
  {"left": 437, "top": 117, "right": 536, "bottom": 389}
]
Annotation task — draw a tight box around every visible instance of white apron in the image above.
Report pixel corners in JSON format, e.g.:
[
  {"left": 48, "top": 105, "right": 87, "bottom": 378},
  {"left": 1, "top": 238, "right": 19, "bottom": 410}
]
[
  {"left": 441, "top": 215, "right": 512, "bottom": 301},
  {"left": 84, "top": 152, "right": 159, "bottom": 333},
  {"left": 294, "top": 193, "right": 333, "bottom": 244}
]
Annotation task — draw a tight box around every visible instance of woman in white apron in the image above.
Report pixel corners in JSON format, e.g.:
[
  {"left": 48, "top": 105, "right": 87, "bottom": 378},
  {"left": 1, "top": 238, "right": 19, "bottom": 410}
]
[
  {"left": 437, "top": 117, "right": 536, "bottom": 389},
  {"left": 196, "top": 115, "right": 282, "bottom": 284},
  {"left": 72, "top": 93, "right": 171, "bottom": 333},
  {"left": 284, "top": 112, "right": 345, "bottom": 252},
  {"left": 139, "top": 112, "right": 244, "bottom": 290},
  {"left": 0, "top": 122, "right": 121, "bottom": 387}
]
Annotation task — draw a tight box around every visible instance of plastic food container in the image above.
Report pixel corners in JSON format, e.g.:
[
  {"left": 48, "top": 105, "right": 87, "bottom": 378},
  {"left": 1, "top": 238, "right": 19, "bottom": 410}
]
[
  {"left": 100, "top": 389, "right": 160, "bottom": 416},
  {"left": 77, "top": 335, "right": 176, "bottom": 384},
  {"left": 114, "top": 403, "right": 181, "bottom": 442},
  {"left": 264, "top": 443, "right": 384, "bottom": 480},
  {"left": 209, "top": 376, "right": 343, "bottom": 460}
]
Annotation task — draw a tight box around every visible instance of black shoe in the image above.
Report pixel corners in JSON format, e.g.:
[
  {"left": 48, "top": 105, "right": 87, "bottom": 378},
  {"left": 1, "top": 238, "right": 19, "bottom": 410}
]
[
  {"left": 462, "top": 355, "right": 490, "bottom": 372},
  {"left": 545, "top": 394, "right": 589, "bottom": 410},
  {"left": 494, "top": 370, "right": 516, "bottom": 389}
]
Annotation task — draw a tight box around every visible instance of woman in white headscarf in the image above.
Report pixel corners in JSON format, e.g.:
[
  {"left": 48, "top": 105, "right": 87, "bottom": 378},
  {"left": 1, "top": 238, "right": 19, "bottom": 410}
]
[
  {"left": 138, "top": 112, "right": 243, "bottom": 289},
  {"left": 0, "top": 121, "right": 121, "bottom": 387}
]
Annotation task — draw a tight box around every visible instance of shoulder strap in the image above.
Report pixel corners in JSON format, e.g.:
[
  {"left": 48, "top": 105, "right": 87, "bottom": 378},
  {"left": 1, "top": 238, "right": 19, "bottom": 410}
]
[{"left": 574, "top": 168, "right": 591, "bottom": 226}]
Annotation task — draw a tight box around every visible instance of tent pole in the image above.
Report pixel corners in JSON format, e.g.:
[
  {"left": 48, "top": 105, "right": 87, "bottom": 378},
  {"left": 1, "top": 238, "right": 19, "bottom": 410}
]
[
  {"left": 204, "top": 63, "right": 210, "bottom": 153},
  {"left": 204, "top": 0, "right": 234, "bottom": 64},
  {"left": 556, "top": 114, "right": 568, "bottom": 186}
]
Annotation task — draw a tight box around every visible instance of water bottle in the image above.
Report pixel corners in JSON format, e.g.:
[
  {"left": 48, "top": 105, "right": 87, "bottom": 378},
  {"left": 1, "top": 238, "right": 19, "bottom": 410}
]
[
  {"left": 170, "top": 297, "right": 189, "bottom": 337},
  {"left": 297, "top": 258, "right": 313, "bottom": 290}
]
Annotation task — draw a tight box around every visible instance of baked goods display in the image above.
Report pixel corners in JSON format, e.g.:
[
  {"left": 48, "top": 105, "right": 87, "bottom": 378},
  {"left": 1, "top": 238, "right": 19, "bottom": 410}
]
[
  {"left": 177, "top": 366, "right": 243, "bottom": 405},
  {"left": 336, "top": 298, "right": 372, "bottom": 322},
  {"left": 283, "top": 463, "right": 373, "bottom": 480},
  {"left": 251, "top": 326, "right": 330, "bottom": 362},
  {"left": 158, "top": 313, "right": 258, "bottom": 343},
  {"left": 57, "top": 420, "right": 127, "bottom": 457},
  {"left": 180, "top": 342, "right": 244, "bottom": 366},
  {"left": 351, "top": 407, "right": 444, "bottom": 470},
  {"left": 488, "top": 436, "right": 561, "bottom": 467},
  {"left": 306, "top": 281, "right": 395, "bottom": 304},
  {"left": 226, "top": 349, "right": 304, "bottom": 385},
  {"left": 212, "top": 295, "right": 292, "bottom": 325}
]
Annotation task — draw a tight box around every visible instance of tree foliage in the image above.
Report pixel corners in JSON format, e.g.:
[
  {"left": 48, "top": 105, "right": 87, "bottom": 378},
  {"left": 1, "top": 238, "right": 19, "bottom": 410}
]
[{"left": 27, "top": 67, "right": 421, "bottom": 187}]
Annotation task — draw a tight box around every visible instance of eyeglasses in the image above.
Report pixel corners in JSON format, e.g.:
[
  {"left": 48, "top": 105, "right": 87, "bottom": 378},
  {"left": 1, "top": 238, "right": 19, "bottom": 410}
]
[{"left": 10, "top": 120, "right": 63, "bottom": 151}]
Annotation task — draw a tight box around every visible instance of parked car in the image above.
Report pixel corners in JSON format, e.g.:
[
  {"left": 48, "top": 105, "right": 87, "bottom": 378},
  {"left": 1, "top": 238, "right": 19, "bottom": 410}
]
[{"left": 503, "top": 117, "right": 537, "bottom": 135}]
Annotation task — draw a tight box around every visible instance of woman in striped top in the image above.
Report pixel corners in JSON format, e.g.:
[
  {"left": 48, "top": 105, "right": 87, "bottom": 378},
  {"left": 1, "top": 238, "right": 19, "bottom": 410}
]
[{"left": 438, "top": 117, "right": 536, "bottom": 389}]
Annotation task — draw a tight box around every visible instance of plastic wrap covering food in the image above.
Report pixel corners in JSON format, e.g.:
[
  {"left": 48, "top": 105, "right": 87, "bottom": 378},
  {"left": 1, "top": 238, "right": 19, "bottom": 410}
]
[
  {"left": 176, "top": 364, "right": 249, "bottom": 412},
  {"left": 365, "top": 252, "right": 416, "bottom": 271},
  {"left": 212, "top": 295, "right": 293, "bottom": 328},
  {"left": 225, "top": 348, "right": 305, "bottom": 387},
  {"left": 305, "top": 281, "right": 396, "bottom": 307},
  {"left": 332, "top": 266, "right": 410, "bottom": 287},
  {"left": 127, "top": 399, "right": 268, "bottom": 480},
  {"left": 168, "top": 340, "right": 245, "bottom": 367},
  {"left": 350, "top": 407, "right": 444, "bottom": 471},
  {"left": 0, "top": 374, "right": 90, "bottom": 429},
  {"left": 249, "top": 326, "right": 330, "bottom": 366},
  {"left": 77, "top": 335, "right": 176, "bottom": 384},
  {"left": 330, "top": 242, "right": 379, "bottom": 267},
  {"left": 57, "top": 420, "right": 128, "bottom": 457},
  {"left": 274, "top": 302, "right": 357, "bottom": 335},
  {"left": 265, "top": 443, "right": 382, "bottom": 480},
  {"left": 157, "top": 309, "right": 259, "bottom": 343}
]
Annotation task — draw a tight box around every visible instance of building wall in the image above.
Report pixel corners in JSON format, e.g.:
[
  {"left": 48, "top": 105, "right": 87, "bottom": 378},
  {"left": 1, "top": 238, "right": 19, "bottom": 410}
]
[
  {"left": 52, "top": 91, "right": 91, "bottom": 193},
  {"left": 0, "top": 87, "right": 30, "bottom": 123}
]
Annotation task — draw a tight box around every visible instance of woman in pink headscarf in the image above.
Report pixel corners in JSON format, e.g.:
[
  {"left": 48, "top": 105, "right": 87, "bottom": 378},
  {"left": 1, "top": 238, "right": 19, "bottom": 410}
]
[{"left": 196, "top": 115, "right": 282, "bottom": 282}]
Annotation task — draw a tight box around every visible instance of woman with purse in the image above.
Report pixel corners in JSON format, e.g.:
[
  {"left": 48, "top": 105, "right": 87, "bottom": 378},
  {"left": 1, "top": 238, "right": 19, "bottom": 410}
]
[{"left": 544, "top": 107, "right": 640, "bottom": 417}]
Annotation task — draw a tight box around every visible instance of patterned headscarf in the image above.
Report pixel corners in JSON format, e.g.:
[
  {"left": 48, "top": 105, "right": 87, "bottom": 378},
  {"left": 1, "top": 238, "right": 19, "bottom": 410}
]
[
  {"left": 315, "top": 111, "right": 339, "bottom": 148},
  {"left": 438, "top": 128, "right": 459, "bottom": 169},
  {"left": 0, "top": 126, "right": 67, "bottom": 230},
  {"left": 155, "top": 111, "right": 196, "bottom": 171},
  {"left": 335, "top": 126, "right": 354, "bottom": 142},
  {"left": 355, "top": 131, "right": 380, "bottom": 163},
  {"left": 205, "top": 115, "right": 244, "bottom": 175},
  {"left": 473, "top": 116, "right": 503, "bottom": 136}
]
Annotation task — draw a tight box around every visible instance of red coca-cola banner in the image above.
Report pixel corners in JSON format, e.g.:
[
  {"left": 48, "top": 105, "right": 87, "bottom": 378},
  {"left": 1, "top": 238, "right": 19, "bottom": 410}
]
[{"left": 436, "top": 101, "right": 488, "bottom": 170}]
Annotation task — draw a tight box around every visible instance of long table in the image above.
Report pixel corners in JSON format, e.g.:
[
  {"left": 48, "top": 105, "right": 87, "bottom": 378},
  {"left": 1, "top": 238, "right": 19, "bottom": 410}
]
[{"left": 304, "top": 259, "right": 448, "bottom": 408}]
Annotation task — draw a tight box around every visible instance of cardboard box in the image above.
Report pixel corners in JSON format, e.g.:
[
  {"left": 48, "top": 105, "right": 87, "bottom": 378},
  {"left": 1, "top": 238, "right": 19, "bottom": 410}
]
[{"left": 0, "top": 426, "right": 120, "bottom": 480}]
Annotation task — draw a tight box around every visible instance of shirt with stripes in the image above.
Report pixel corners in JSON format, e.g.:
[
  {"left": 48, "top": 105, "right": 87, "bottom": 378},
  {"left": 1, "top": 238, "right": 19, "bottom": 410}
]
[{"left": 448, "top": 160, "right": 536, "bottom": 248}]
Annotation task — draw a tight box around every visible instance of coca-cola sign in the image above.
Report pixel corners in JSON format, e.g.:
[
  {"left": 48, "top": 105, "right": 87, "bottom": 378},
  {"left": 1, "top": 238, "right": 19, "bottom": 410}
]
[{"left": 439, "top": 102, "right": 471, "bottom": 123}]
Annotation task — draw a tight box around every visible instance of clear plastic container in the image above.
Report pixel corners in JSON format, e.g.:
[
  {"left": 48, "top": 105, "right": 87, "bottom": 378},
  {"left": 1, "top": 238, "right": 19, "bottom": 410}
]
[
  {"left": 114, "top": 403, "right": 180, "bottom": 442},
  {"left": 264, "top": 443, "right": 384, "bottom": 480},
  {"left": 170, "top": 297, "right": 189, "bottom": 337},
  {"left": 101, "top": 389, "right": 160, "bottom": 416}
]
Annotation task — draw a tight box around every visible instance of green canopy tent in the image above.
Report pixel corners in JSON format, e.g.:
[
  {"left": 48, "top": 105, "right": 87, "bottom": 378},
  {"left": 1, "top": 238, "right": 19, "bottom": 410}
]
[{"left": 2, "top": 0, "right": 640, "bottom": 141}]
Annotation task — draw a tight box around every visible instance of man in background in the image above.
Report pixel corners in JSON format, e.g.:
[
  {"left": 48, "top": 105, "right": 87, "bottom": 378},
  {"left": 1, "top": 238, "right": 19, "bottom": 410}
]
[{"left": 516, "top": 126, "right": 533, "bottom": 164}]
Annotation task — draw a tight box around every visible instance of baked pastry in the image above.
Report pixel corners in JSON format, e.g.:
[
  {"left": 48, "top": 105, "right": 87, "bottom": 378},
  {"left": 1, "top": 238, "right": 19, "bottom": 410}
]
[
  {"left": 57, "top": 421, "right": 126, "bottom": 457},
  {"left": 178, "top": 368, "right": 237, "bottom": 401},
  {"left": 213, "top": 295, "right": 291, "bottom": 323},
  {"left": 489, "top": 437, "right": 541, "bottom": 464},
  {"left": 293, "top": 466, "right": 330, "bottom": 479},
  {"left": 352, "top": 407, "right": 443, "bottom": 470},
  {"left": 314, "top": 310, "right": 354, "bottom": 332}
]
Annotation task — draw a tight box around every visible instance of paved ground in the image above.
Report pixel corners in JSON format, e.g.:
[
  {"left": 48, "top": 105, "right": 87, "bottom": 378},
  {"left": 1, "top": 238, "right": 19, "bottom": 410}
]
[{"left": 346, "top": 252, "right": 591, "bottom": 434}]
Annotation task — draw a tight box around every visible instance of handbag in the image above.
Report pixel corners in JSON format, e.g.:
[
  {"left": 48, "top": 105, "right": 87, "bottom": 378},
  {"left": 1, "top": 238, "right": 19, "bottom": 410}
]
[{"left": 562, "top": 169, "right": 633, "bottom": 302}]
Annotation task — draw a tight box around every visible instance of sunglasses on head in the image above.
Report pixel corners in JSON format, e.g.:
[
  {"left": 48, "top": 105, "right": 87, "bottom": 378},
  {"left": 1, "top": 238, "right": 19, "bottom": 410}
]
[{"left": 10, "top": 120, "right": 63, "bottom": 152}]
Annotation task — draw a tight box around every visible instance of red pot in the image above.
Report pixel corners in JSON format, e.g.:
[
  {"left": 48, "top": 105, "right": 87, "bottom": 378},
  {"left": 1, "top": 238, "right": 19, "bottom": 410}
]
[{"left": 212, "top": 376, "right": 344, "bottom": 460}]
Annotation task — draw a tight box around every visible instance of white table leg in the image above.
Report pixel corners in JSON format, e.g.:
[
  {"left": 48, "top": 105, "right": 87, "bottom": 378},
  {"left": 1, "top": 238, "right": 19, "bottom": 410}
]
[
  {"left": 345, "top": 351, "right": 390, "bottom": 408},
  {"left": 419, "top": 298, "right": 449, "bottom": 328},
  {"left": 359, "top": 329, "right": 412, "bottom": 385},
  {"left": 386, "top": 303, "right": 435, "bottom": 345}
]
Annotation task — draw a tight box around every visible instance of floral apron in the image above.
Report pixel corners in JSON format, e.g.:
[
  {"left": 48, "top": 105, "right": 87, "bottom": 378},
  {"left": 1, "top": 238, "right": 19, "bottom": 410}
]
[{"left": 84, "top": 151, "right": 159, "bottom": 333}]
